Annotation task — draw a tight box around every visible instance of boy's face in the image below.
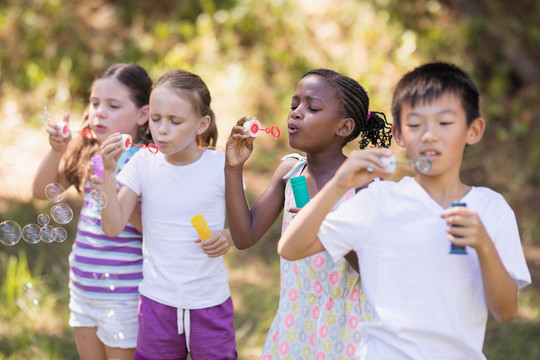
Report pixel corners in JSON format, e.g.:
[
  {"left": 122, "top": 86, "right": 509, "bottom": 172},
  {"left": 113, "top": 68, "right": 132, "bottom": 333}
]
[{"left": 393, "top": 93, "right": 484, "bottom": 177}]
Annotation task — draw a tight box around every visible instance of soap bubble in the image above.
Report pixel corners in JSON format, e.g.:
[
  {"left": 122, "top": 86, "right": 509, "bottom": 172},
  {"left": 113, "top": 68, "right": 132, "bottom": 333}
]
[
  {"left": 39, "top": 106, "right": 53, "bottom": 125},
  {"left": 37, "top": 213, "right": 50, "bottom": 227},
  {"left": 90, "top": 190, "right": 108, "bottom": 210},
  {"left": 22, "top": 224, "right": 42, "bottom": 244},
  {"left": 0, "top": 220, "right": 22, "bottom": 246},
  {"left": 51, "top": 203, "right": 74, "bottom": 224},
  {"left": 53, "top": 227, "right": 68, "bottom": 242},
  {"left": 102, "top": 309, "right": 126, "bottom": 341},
  {"left": 99, "top": 272, "right": 118, "bottom": 292},
  {"left": 1, "top": 144, "right": 23, "bottom": 166},
  {"left": 16, "top": 281, "right": 44, "bottom": 312},
  {"left": 39, "top": 225, "right": 55, "bottom": 243},
  {"left": 45, "top": 183, "right": 66, "bottom": 203},
  {"left": 414, "top": 157, "right": 432, "bottom": 173}
]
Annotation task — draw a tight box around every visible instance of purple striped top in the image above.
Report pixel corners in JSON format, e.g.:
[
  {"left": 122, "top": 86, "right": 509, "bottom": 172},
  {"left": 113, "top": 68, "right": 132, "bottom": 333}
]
[{"left": 68, "top": 147, "right": 143, "bottom": 300}]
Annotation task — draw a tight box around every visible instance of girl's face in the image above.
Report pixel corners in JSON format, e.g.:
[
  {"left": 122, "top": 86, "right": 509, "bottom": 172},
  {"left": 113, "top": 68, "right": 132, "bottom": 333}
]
[
  {"left": 149, "top": 86, "right": 210, "bottom": 165},
  {"left": 288, "top": 75, "right": 346, "bottom": 153},
  {"left": 89, "top": 77, "right": 148, "bottom": 144}
]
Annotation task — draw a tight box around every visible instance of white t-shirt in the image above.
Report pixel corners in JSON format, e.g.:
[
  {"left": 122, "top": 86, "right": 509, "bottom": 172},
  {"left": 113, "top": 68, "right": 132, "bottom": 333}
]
[
  {"left": 318, "top": 176, "right": 531, "bottom": 360},
  {"left": 117, "top": 149, "right": 230, "bottom": 309}
]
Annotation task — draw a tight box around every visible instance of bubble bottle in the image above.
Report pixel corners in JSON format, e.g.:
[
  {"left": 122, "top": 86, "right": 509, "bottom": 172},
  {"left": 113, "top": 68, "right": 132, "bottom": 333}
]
[
  {"left": 449, "top": 201, "right": 468, "bottom": 255},
  {"left": 191, "top": 215, "right": 212, "bottom": 241},
  {"left": 290, "top": 176, "right": 310, "bottom": 208}
]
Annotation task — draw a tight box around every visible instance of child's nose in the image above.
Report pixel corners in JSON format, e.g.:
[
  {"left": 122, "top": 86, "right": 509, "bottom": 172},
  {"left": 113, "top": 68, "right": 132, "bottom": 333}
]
[{"left": 421, "top": 123, "right": 438, "bottom": 142}]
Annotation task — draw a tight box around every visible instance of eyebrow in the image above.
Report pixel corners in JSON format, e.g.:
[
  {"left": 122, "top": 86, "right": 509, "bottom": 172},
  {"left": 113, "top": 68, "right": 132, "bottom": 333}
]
[
  {"left": 291, "top": 95, "right": 325, "bottom": 103},
  {"left": 406, "top": 108, "right": 458, "bottom": 118}
]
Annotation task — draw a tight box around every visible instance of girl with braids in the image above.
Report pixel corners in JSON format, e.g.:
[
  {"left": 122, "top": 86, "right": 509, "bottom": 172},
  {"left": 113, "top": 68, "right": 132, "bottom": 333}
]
[
  {"left": 32, "top": 63, "right": 152, "bottom": 360},
  {"left": 100, "top": 69, "right": 236, "bottom": 360},
  {"left": 225, "top": 68, "right": 392, "bottom": 359}
]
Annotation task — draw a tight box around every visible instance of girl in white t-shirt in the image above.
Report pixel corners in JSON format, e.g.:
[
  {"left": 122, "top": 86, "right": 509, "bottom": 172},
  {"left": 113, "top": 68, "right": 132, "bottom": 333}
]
[{"left": 100, "top": 69, "right": 237, "bottom": 360}]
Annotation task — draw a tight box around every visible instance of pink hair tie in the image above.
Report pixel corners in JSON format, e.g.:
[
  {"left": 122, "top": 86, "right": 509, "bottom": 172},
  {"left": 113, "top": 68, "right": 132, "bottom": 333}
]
[{"left": 367, "top": 111, "right": 372, "bottom": 120}]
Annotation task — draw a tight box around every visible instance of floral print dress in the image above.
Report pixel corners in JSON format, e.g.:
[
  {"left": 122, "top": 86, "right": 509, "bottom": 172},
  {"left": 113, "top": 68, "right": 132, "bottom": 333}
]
[{"left": 260, "top": 155, "right": 374, "bottom": 360}]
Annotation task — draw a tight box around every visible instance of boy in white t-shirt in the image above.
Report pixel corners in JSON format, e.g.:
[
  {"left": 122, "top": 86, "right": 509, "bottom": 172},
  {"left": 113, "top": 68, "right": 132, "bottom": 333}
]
[{"left": 278, "top": 62, "right": 531, "bottom": 359}]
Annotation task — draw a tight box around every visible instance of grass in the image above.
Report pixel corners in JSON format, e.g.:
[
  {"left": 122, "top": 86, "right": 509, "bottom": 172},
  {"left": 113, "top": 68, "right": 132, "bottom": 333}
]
[{"left": 0, "top": 197, "right": 539, "bottom": 359}]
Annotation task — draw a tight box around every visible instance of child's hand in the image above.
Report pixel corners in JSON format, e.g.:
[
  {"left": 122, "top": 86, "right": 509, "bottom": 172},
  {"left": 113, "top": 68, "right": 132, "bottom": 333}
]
[
  {"left": 225, "top": 116, "right": 257, "bottom": 168},
  {"left": 89, "top": 174, "right": 103, "bottom": 193},
  {"left": 195, "top": 229, "right": 232, "bottom": 257},
  {"left": 47, "top": 113, "right": 71, "bottom": 152},
  {"left": 100, "top": 133, "right": 124, "bottom": 174},
  {"left": 333, "top": 148, "right": 394, "bottom": 191},
  {"left": 441, "top": 206, "right": 492, "bottom": 254}
]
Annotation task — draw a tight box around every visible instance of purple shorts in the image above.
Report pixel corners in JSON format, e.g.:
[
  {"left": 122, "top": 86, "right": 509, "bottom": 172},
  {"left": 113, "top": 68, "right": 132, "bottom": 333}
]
[{"left": 135, "top": 295, "right": 237, "bottom": 360}]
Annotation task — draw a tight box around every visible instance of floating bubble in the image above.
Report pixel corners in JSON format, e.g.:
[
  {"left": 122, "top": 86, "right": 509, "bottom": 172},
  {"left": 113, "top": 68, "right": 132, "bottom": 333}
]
[
  {"left": 37, "top": 213, "right": 50, "bottom": 227},
  {"left": 53, "top": 227, "right": 68, "bottom": 242},
  {"left": 102, "top": 309, "right": 126, "bottom": 341},
  {"left": 22, "top": 224, "right": 42, "bottom": 244},
  {"left": 16, "top": 281, "right": 44, "bottom": 312},
  {"left": 45, "top": 183, "right": 66, "bottom": 203},
  {"left": 0, "top": 220, "right": 22, "bottom": 246},
  {"left": 51, "top": 203, "right": 74, "bottom": 224},
  {"left": 1, "top": 144, "right": 23, "bottom": 166},
  {"left": 99, "top": 272, "right": 118, "bottom": 292},
  {"left": 39, "top": 106, "right": 53, "bottom": 125},
  {"left": 90, "top": 190, "right": 108, "bottom": 210},
  {"left": 40, "top": 225, "right": 55, "bottom": 243}
]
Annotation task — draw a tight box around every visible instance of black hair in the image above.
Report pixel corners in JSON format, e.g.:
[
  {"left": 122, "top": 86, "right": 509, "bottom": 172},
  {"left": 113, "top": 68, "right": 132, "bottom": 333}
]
[
  {"left": 302, "top": 69, "right": 392, "bottom": 149},
  {"left": 391, "top": 62, "right": 480, "bottom": 132}
]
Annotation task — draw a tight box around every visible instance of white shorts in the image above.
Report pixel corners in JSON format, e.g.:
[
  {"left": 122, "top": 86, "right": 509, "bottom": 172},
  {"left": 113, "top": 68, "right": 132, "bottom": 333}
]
[{"left": 68, "top": 289, "right": 139, "bottom": 349}]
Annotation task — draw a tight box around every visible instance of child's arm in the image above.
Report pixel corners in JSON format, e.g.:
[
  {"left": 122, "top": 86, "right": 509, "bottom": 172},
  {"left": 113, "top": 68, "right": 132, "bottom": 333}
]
[
  {"left": 279, "top": 148, "right": 392, "bottom": 259},
  {"left": 225, "top": 117, "right": 293, "bottom": 249},
  {"left": 442, "top": 207, "right": 518, "bottom": 322},
  {"left": 100, "top": 133, "right": 139, "bottom": 237},
  {"left": 32, "top": 114, "right": 71, "bottom": 198}
]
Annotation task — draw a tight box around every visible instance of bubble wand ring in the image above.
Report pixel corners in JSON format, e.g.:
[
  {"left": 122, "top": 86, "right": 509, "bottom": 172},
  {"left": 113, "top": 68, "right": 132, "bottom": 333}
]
[
  {"left": 378, "top": 154, "right": 432, "bottom": 174},
  {"left": 121, "top": 135, "right": 159, "bottom": 154},
  {"left": 243, "top": 119, "right": 281, "bottom": 140}
]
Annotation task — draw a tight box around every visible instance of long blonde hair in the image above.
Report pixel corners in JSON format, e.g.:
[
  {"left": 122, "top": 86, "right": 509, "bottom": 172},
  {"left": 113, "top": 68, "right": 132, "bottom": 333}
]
[{"left": 152, "top": 69, "right": 217, "bottom": 149}]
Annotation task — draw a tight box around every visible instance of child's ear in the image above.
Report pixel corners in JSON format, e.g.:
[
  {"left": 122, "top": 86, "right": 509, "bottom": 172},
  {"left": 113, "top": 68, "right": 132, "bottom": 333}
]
[
  {"left": 136, "top": 105, "right": 150, "bottom": 126},
  {"left": 466, "top": 117, "right": 485, "bottom": 145},
  {"left": 197, "top": 115, "right": 212, "bottom": 135},
  {"left": 336, "top": 118, "right": 355, "bottom": 138},
  {"left": 392, "top": 124, "right": 405, "bottom": 148}
]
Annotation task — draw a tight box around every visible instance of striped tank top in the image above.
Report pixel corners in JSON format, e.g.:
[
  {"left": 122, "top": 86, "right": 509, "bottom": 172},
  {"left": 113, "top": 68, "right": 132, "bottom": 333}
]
[{"left": 68, "top": 147, "right": 143, "bottom": 299}]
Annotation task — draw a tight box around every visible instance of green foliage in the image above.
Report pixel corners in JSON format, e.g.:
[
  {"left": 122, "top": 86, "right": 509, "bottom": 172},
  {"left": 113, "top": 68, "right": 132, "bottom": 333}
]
[{"left": 0, "top": 0, "right": 539, "bottom": 358}]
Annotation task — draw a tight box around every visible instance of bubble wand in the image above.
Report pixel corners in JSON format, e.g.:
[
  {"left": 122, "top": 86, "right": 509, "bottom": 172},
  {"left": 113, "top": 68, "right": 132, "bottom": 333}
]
[
  {"left": 378, "top": 154, "right": 432, "bottom": 174},
  {"left": 119, "top": 134, "right": 159, "bottom": 154},
  {"left": 243, "top": 119, "right": 281, "bottom": 139}
]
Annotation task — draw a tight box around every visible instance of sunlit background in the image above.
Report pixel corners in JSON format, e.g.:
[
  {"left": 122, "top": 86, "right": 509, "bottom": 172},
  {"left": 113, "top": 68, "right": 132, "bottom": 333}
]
[{"left": 1, "top": 0, "right": 539, "bottom": 358}]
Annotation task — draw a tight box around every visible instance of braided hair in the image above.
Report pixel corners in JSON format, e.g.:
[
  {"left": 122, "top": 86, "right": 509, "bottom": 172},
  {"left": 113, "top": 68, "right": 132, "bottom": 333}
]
[{"left": 302, "top": 69, "right": 392, "bottom": 149}]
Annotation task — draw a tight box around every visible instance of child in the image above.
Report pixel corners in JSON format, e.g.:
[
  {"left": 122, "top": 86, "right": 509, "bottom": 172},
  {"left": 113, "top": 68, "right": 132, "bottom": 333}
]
[
  {"left": 32, "top": 63, "right": 152, "bottom": 360},
  {"left": 100, "top": 69, "right": 237, "bottom": 360},
  {"left": 225, "top": 69, "right": 392, "bottom": 359},
  {"left": 278, "top": 62, "right": 532, "bottom": 359}
]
